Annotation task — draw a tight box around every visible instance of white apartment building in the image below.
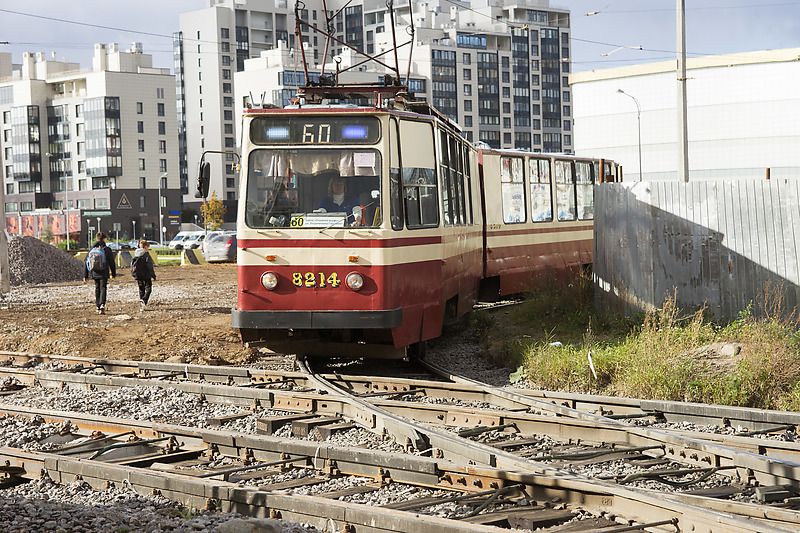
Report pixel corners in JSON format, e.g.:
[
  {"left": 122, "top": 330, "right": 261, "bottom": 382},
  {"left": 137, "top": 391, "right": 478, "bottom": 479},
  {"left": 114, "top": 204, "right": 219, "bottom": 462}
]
[
  {"left": 570, "top": 49, "right": 800, "bottom": 181},
  {"left": 0, "top": 44, "right": 180, "bottom": 245},
  {"left": 176, "top": 0, "right": 573, "bottom": 212}
]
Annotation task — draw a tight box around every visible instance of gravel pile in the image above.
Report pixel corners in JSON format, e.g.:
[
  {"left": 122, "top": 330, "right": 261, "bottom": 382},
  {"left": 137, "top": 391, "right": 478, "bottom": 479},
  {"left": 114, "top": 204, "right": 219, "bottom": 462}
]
[{"left": 6, "top": 236, "right": 84, "bottom": 287}]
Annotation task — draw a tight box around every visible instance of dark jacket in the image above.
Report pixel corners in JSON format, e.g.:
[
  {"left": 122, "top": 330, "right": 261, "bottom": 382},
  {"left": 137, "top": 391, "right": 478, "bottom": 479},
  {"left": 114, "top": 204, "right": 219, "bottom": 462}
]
[
  {"left": 132, "top": 247, "right": 156, "bottom": 280},
  {"left": 83, "top": 241, "right": 116, "bottom": 280}
]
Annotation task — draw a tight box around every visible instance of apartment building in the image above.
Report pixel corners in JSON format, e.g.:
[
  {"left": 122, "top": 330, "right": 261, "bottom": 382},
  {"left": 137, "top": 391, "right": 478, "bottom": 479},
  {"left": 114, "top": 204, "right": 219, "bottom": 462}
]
[
  {"left": 176, "top": 0, "right": 573, "bottom": 212},
  {"left": 0, "top": 44, "right": 180, "bottom": 245}
]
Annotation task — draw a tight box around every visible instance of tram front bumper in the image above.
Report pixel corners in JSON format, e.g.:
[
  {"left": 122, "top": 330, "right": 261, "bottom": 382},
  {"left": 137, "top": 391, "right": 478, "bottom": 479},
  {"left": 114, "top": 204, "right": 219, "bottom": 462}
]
[{"left": 231, "top": 308, "right": 403, "bottom": 330}]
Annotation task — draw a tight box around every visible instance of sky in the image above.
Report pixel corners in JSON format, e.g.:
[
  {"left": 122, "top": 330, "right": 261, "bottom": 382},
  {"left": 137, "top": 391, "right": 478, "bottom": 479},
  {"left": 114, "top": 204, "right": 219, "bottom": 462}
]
[{"left": 1, "top": 1, "right": 800, "bottom": 73}]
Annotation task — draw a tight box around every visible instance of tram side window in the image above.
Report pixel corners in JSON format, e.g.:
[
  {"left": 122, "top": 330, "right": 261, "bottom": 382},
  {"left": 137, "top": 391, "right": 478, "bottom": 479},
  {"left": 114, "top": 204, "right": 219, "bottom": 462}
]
[
  {"left": 463, "top": 147, "right": 473, "bottom": 224},
  {"left": 576, "top": 161, "right": 593, "bottom": 220},
  {"left": 530, "top": 158, "right": 552, "bottom": 222},
  {"left": 400, "top": 119, "right": 438, "bottom": 228},
  {"left": 501, "top": 156, "right": 525, "bottom": 224},
  {"left": 439, "top": 130, "right": 468, "bottom": 226},
  {"left": 555, "top": 160, "right": 576, "bottom": 221}
]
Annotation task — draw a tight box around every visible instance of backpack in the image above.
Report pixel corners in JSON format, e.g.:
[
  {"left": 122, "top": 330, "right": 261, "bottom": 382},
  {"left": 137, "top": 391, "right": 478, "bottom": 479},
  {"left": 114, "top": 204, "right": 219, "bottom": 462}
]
[
  {"left": 130, "top": 254, "right": 146, "bottom": 279},
  {"left": 86, "top": 247, "right": 105, "bottom": 273}
]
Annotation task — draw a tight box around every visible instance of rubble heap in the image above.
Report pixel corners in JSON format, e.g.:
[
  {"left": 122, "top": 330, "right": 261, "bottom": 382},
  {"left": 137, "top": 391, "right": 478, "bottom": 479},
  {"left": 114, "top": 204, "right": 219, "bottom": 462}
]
[{"left": 7, "top": 236, "right": 84, "bottom": 286}]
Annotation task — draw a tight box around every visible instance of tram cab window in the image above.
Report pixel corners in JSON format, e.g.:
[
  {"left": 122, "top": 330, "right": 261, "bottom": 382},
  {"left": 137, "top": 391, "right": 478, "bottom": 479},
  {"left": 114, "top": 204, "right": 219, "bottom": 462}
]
[
  {"left": 399, "top": 120, "right": 438, "bottom": 229},
  {"left": 575, "top": 161, "right": 594, "bottom": 220},
  {"left": 555, "top": 160, "right": 576, "bottom": 221},
  {"left": 530, "top": 158, "right": 553, "bottom": 222},
  {"left": 245, "top": 149, "right": 382, "bottom": 228},
  {"left": 501, "top": 156, "right": 525, "bottom": 224}
]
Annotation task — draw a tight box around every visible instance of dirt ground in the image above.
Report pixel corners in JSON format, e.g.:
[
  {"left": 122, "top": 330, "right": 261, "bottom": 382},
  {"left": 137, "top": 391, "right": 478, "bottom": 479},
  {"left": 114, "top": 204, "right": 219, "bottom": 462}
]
[{"left": 0, "top": 264, "right": 261, "bottom": 365}]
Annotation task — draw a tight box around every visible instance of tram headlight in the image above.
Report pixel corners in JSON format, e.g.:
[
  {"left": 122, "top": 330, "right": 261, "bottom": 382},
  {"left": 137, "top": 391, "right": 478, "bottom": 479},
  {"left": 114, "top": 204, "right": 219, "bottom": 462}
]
[
  {"left": 261, "top": 271, "right": 278, "bottom": 290},
  {"left": 345, "top": 272, "right": 364, "bottom": 291}
]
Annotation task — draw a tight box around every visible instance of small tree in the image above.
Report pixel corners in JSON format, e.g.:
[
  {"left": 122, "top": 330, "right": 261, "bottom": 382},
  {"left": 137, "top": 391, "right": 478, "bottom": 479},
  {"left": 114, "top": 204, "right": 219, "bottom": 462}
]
[
  {"left": 201, "top": 191, "right": 226, "bottom": 231},
  {"left": 42, "top": 226, "right": 54, "bottom": 244}
]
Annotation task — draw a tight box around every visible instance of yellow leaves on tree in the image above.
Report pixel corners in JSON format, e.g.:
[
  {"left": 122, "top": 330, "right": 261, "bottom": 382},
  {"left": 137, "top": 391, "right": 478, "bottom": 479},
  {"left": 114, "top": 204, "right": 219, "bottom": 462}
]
[{"left": 201, "top": 191, "right": 226, "bottom": 231}]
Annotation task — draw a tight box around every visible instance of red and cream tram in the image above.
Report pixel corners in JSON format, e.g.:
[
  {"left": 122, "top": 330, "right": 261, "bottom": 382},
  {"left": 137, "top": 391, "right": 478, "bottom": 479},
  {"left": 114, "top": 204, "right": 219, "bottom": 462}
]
[{"left": 198, "top": 99, "right": 619, "bottom": 358}]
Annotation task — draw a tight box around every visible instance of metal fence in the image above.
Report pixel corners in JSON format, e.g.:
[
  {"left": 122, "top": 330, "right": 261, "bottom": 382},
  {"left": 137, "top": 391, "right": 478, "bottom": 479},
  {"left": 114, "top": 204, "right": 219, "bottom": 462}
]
[{"left": 594, "top": 179, "right": 800, "bottom": 321}]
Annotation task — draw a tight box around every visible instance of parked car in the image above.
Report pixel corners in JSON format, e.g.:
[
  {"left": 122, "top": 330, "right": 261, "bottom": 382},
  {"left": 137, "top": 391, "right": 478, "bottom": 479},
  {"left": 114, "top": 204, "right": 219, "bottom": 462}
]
[
  {"left": 201, "top": 230, "right": 235, "bottom": 254},
  {"left": 182, "top": 232, "right": 204, "bottom": 249},
  {"left": 204, "top": 233, "right": 237, "bottom": 263},
  {"left": 168, "top": 231, "right": 195, "bottom": 250},
  {"left": 107, "top": 242, "right": 132, "bottom": 250}
]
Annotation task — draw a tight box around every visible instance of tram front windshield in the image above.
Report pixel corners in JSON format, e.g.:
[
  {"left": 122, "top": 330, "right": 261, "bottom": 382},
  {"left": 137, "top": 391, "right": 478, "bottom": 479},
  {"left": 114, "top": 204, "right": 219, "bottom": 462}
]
[{"left": 246, "top": 149, "right": 382, "bottom": 229}]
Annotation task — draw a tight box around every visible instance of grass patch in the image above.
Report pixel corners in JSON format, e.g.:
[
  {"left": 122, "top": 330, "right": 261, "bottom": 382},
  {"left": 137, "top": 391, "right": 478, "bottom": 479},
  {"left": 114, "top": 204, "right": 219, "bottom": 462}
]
[{"left": 480, "top": 273, "right": 800, "bottom": 410}]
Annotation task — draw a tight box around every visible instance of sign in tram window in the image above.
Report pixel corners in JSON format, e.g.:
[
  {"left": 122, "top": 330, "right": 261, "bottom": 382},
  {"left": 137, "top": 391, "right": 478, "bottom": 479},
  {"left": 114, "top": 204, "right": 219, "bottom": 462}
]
[
  {"left": 555, "top": 160, "right": 576, "bottom": 221},
  {"left": 575, "top": 161, "right": 594, "bottom": 220},
  {"left": 530, "top": 158, "right": 552, "bottom": 222},
  {"left": 251, "top": 116, "right": 380, "bottom": 145},
  {"left": 501, "top": 156, "right": 525, "bottom": 224}
]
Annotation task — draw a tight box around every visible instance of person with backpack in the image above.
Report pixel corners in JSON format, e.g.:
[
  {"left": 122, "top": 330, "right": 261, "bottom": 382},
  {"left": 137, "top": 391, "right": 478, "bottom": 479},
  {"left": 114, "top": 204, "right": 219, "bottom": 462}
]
[
  {"left": 131, "top": 240, "right": 156, "bottom": 311},
  {"left": 83, "top": 232, "right": 116, "bottom": 314}
]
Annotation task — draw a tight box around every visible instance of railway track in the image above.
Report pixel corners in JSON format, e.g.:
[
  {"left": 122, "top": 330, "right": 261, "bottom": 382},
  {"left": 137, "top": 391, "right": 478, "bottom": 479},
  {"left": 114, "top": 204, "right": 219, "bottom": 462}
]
[{"left": 1, "top": 350, "right": 800, "bottom": 531}]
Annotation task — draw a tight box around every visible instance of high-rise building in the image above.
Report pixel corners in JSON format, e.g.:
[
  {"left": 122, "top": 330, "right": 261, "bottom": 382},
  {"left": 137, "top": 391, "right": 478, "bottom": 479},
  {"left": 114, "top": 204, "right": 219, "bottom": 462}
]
[
  {"left": 0, "top": 44, "right": 180, "bottom": 245},
  {"left": 175, "top": 0, "right": 573, "bottom": 212}
]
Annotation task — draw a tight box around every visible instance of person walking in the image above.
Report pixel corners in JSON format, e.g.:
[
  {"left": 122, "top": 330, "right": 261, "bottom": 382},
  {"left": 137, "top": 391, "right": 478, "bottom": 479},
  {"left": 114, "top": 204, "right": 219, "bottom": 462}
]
[
  {"left": 131, "top": 239, "right": 157, "bottom": 311},
  {"left": 83, "top": 231, "right": 116, "bottom": 314}
]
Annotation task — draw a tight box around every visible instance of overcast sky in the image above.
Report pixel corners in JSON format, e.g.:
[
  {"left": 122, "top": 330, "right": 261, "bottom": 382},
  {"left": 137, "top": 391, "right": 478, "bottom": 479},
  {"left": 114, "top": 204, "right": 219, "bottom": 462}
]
[{"left": 2, "top": 1, "right": 799, "bottom": 73}]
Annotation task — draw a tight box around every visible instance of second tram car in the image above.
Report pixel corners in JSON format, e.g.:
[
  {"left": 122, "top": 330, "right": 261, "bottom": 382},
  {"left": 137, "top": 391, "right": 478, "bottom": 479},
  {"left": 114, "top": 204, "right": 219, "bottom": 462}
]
[{"left": 198, "top": 99, "right": 619, "bottom": 358}]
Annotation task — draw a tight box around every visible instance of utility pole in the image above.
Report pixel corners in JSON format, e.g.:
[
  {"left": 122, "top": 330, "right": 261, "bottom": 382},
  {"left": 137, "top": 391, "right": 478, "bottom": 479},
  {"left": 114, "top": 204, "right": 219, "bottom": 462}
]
[
  {"left": 0, "top": 175, "right": 9, "bottom": 294},
  {"left": 677, "top": 0, "right": 689, "bottom": 182}
]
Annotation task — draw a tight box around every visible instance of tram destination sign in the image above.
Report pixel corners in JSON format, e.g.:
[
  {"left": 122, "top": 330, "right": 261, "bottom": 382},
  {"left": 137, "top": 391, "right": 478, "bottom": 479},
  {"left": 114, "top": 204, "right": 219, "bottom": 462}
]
[{"left": 251, "top": 116, "right": 380, "bottom": 145}]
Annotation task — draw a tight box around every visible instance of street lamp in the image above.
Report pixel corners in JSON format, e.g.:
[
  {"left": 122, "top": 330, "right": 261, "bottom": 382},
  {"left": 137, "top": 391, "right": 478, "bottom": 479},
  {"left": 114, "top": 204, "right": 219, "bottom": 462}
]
[
  {"left": 617, "top": 89, "right": 643, "bottom": 181},
  {"left": 132, "top": 220, "right": 137, "bottom": 243},
  {"left": 96, "top": 217, "right": 101, "bottom": 236},
  {"left": 158, "top": 173, "right": 167, "bottom": 247}
]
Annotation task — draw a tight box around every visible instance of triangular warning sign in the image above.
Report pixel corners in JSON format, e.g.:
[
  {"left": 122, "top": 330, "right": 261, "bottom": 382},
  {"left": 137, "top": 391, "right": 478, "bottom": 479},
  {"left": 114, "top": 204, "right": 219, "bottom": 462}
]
[{"left": 117, "top": 193, "right": 132, "bottom": 209}]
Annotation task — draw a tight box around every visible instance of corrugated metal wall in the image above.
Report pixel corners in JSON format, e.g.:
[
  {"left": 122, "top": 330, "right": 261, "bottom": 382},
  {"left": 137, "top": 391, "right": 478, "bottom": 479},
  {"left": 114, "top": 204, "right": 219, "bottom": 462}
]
[{"left": 594, "top": 180, "right": 800, "bottom": 321}]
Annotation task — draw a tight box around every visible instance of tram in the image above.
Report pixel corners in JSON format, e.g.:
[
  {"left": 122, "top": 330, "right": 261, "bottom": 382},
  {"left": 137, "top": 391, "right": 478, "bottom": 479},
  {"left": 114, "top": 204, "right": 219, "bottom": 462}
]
[{"left": 195, "top": 90, "right": 620, "bottom": 358}]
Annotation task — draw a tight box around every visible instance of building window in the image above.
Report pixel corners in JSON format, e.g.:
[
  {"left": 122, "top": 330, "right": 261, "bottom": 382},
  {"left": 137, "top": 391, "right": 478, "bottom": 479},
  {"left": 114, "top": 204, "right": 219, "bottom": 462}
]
[
  {"left": 221, "top": 42, "right": 230, "bottom": 52},
  {"left": 158, "top": 122, "right": 166, "bottom": 135},
  {"left": 224, "top": 110, "right": 233, "bottom": 120},
  {"left": 501, "top": 71, "right": 509, "bottom": 83},
  {"left": 137, "top": 121, "right": 144, "bottom": 133},
  {"left": 227, "top": 191, "right": 236, "bottom": 200},
  {"left": 223, "top": 97, "right": 233, "bottom": 107},
  {"left": 160, "top": 159, "right": 167, "bottom": 172},
  {"left": 157, "top": 103, "right": 165, "bottom": 116},
  {"left": 76, "top": 123, "right": 83, "bottom": 136},
  {"left": 222, "top": 69, "right": 231, "bottom": 80},
  {"left": 464, "top": 100, "right": 472, "bottom": 112},
  {"left": 223, "top": 83, "right": 232, "bottom": 93},
  {"left": 463, "top": 69, "right": 471, "bottom": 80},
  {"left": 226, "top": 178, "right": 235, "bottom": 188},
  {"left": 156, "top": 88, "right": 165, "bottom": 98},
  {"left": 221, "top": 28, "right": 230, "bottom": 38},
  {"left": 462, "top": 53, "right": 471, "bottom": 65},
  {"left": 2, "top": 111, "right": 9, "bottom": 123},
  {"left": 502, "top": 87, "right": 510, "bottom": 98},
  {"left": 136, "top": 102, "right": 143, "bottom": 114},
  {"left": 502, "top": 102, "right": 510, "bottom": 113},
  {"left": 138, "top": 140, "right": 145, "bottom": 152},
  {"left": 225, "top": 137, "right": 235, "bottom": 147},
  {"left": 140, "top": 177, "right": 146, "bottom": 189},
  {"left": 159, "top": 140, "right": 166, "bottom": 153},
  {"left": 78, "top": 160, "right": 85, "bottom": 174},
  {"left": 563, "top": 91, "right": 570, "bottom": 102},
  {"left": 464, "top": 116, "right": 472, "bottom": 127},
  {"left": 503, "top": 133, "right": 512, "bottom": 145},
  {"left": 222, "top": 56, "right": 231, "bottom": 66},
  {"left": 139, "top": 159, "right": 146, "bottom": 171},
  {"left": 503, "top": 117, "right": 511, "bottom": 128},
  {"left": 140, "top": 196, "right": 146, "bottom": 208},
  {"left": 463, "top": 85, "right": 471, "bottom": 96},
  {"left": 224, "top": 124, "right": 233, "bottom": 134}
]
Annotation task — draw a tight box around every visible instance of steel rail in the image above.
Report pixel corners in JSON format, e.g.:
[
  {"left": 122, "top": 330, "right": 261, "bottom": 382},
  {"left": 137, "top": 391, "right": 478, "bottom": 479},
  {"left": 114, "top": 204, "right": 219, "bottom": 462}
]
[
  {"left": 5, "top": 353, "right": 800, "bottom": 488},
  {"left": 0, "top": 409, "right": 795, "bottom": 533}
]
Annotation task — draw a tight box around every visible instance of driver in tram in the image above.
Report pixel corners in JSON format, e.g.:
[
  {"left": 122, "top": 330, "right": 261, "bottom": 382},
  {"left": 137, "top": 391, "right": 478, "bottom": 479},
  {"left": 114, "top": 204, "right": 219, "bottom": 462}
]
[{"left": 315, "top": 176, "right": 362, "bottom": 226}]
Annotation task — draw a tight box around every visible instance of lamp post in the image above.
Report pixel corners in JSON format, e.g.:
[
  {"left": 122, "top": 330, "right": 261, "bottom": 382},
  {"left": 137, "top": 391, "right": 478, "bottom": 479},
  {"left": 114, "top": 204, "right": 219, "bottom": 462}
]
[
  {"left": 617, "top": 89, "right": 643, "bottom": 181},
  {"left": 158, "top": 173, "right": 167, "bottom": 247},
  {"left": 132, "top": 220, "right": 137, "bottom": 242},
  {"left": 96, "top": 217, "right": 101, "bottom": 236}
]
